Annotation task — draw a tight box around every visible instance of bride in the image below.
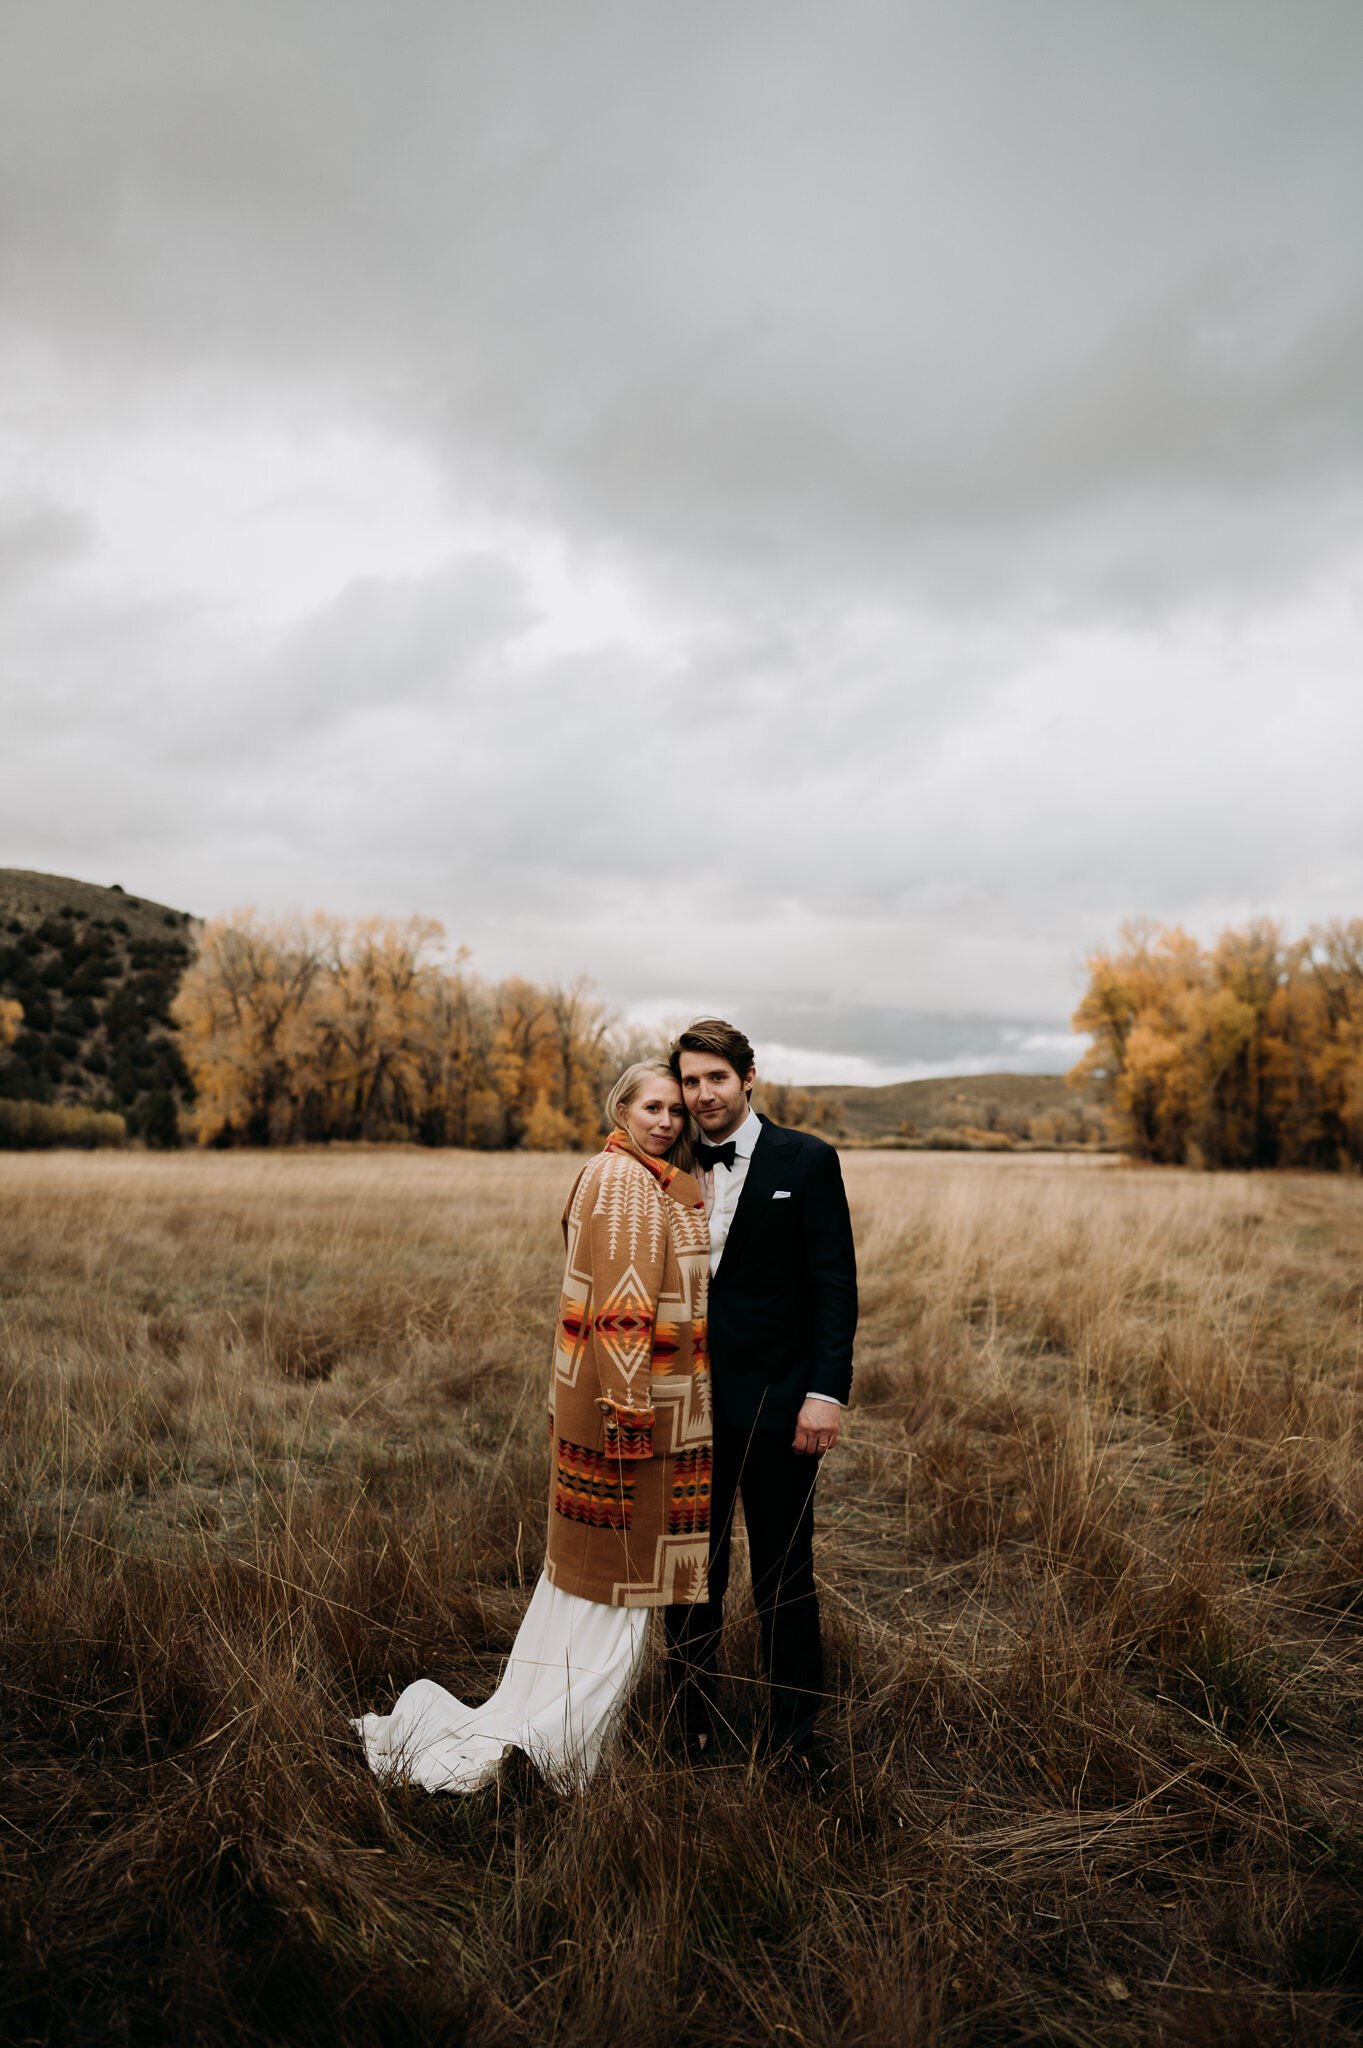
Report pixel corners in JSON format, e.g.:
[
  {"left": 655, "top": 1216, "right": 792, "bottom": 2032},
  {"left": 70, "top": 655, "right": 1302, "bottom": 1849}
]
[{"left": 352, "top": 1061, "right": 712, "bottom": 1792}]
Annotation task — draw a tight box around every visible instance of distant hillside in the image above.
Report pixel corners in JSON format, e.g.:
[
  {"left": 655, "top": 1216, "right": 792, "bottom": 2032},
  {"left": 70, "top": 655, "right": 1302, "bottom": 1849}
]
[
  {"left": 802, "top": 1070, "right": 1107, "bottom": 1147},
  {"left": 0, "top": 870, "right": 198, "bottom": 1141}
]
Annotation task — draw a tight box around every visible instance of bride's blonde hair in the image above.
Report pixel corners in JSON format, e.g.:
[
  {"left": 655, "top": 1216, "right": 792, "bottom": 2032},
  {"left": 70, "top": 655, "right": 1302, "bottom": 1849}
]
[{"left": 604, "top": 1060, "right": 695, "bottom": 1172}]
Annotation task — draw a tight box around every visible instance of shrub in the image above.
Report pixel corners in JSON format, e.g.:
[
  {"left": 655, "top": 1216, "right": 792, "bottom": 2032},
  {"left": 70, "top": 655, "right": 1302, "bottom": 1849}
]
[
  {"left": 0, "top": 1100, "right": 127, "bottom": 1149},
  {"left": 0, "top": 1054, "right": 48, "bottom": 1103},
  {"left": 921, "top": 1125, "right": 972, "bottom": 1150}
]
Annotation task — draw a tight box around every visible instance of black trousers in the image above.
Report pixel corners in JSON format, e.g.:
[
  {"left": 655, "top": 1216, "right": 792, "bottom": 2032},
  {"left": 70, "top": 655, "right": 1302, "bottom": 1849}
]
[{"left": 663, "top": 1414, "right": 823, "bottom": 1754}]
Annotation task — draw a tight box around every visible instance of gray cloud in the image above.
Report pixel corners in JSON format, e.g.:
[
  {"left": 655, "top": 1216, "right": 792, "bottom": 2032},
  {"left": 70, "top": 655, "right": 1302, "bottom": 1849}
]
[
  {"left": 0, "top": 497, "right": 95, "bottom": 592},
  {"left": 265, "top": 554, "right": 537, "bottom": 728},
  {"left": 4, "top": 3, "right": 1362, "bottom": 614},
  {"left": 3, "top": 3, "right": 1362, "bottom": 1077},
  {"left": 731, "top": 1001, "right": 1080, "bottom": 1076}
]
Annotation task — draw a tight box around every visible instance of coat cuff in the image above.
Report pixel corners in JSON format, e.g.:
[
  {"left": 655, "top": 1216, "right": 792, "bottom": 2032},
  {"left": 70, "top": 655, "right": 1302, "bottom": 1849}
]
[{"left": 596, "top": 1398, "right": 655, "bottom": 1458}]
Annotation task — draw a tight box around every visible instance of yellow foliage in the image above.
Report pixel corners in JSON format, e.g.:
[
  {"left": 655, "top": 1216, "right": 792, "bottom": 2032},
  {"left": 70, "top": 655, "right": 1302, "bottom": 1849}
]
[
  {"left": 0, "top": 997, "right": 22, "bottom": 1051},
  {"left": 1071, "top": 918, "right": 1363, "bottom": 1169},
  {"left": 521, "top": 1090, "right": 579, "bottom": 1152},
  {"left": 172, "top": 912, "right": 617, "bottom": 1149}
]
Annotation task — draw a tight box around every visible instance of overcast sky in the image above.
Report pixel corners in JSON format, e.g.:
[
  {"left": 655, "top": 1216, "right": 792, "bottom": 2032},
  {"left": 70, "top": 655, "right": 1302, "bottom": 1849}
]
[{"left": 3, "top": 2, "right": 1360, "bottom": 1083}]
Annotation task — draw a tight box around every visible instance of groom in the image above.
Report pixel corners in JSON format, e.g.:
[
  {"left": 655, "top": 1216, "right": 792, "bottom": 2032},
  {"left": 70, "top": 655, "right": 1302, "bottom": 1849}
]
[{"left": 664, "top": 1018, "right": 857, "bottom": 1770}]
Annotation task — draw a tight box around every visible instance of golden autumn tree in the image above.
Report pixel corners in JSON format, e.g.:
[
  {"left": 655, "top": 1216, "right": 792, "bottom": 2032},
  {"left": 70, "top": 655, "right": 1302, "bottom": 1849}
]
[
  {"left": 406, "top": 948, "right": 505, "bottom": 1147},
  {"left": 1072, "top": 918, "right": 1363, "bottom": 1169},
  {"left": 488, "top": 978, "right": 561, "bottom": 1146},
  {"left": 542, "top": 977, "right": 615, "bottom": 1145},
  {"left": 1261, "top": 947, "right": 1330, "bottom": 1164},
  {"left": 1264, "top": 921, "right": 1363, "bottom": 1168},
  {"left": 1071, "top": 924, "right": 1205, "bottom": 1160},
  {"left": 1315, "top": 921, "right": 1363, "bottom": 1162},
  {"left": 1201, "top": 922, "right": 1283, "bottom": 1164},
  {"left": 309, "top": 916, "right": 446, "bottom": 1139},
  {"left": 0, "top": 998, "right": 22, "bottom": 1051},
  {"left": 172, "top": 914, "right": 328, "bottom": 1144}
]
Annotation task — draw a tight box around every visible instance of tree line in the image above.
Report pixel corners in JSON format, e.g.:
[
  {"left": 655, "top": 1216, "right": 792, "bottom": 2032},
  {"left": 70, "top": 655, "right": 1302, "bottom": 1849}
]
[
  {"left": 170, "top": 912, "right": 843, "bottom": 1151},
  {"left": 29, "top": 898, "right": 1362, "bottom": 1169},
  {"left": 169, "top": 914, "right": 646, "bottom": 1148},
  {"left": 1070, "top": 919, "right": 1363, "bottom": 1170}
]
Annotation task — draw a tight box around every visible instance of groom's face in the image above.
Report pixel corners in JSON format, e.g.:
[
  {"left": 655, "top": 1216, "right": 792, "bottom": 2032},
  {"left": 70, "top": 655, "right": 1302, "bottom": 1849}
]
[{"left": 677, "top": 1051, "right": 754, "bottom": 1142}]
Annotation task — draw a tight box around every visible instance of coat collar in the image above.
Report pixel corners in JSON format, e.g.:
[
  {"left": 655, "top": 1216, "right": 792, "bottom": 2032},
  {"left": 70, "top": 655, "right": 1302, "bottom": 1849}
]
[
  {"left": 753, "top": 1111, "right": 798, "bottom": 1152},
  {"left": 603, "top": 1129, "right": 706, "bottom": 1213}
]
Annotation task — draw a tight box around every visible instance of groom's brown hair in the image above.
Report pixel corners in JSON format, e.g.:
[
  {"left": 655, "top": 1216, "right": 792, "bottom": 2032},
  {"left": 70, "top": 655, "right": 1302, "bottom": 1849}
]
[{"left": 668, "top": 1018, "right": 756, "bottom": 1090}]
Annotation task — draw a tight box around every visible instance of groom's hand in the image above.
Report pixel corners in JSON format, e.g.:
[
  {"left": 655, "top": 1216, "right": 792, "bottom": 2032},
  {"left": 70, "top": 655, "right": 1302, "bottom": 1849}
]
[{"left": 793, "top": 1396, "right": 841, "bottom": 1456}]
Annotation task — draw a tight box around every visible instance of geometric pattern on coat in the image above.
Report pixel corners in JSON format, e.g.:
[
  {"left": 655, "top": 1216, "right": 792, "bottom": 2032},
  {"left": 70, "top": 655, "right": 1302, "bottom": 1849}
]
[
  {"left": 553, "top": 1438, "right": 636, "bottom": 1529},
  {"left": 667, "top": 1445, "right": 712, "bottom": 1534},
  {"left": 592, "top": 1264, "right": 656, "bottom": 1385},
  {"left": 545, "top": 1131, "right": 712, "bottom": 1608}
]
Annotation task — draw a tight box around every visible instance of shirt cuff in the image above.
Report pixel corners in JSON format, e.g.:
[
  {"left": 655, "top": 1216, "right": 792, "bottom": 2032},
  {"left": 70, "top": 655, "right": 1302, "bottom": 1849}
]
[{"left": 803, "top": 1393, "right": 843, "bottom": 1406}]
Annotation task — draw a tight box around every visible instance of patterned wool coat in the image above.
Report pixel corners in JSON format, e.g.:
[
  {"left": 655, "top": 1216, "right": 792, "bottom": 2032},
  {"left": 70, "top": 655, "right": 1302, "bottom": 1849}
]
[{"left": 544, "top": 1131, "right": 712, "bottom": 1608}]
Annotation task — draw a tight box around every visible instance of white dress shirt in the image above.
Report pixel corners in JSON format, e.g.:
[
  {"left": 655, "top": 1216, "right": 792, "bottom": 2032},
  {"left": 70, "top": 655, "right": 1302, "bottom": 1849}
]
[
  {"left": 698, "top": 1105, "right": 841, "bottom": 1408},
  {"left": 700, "top": 1102, "right": 762, "bottom": 1276}
]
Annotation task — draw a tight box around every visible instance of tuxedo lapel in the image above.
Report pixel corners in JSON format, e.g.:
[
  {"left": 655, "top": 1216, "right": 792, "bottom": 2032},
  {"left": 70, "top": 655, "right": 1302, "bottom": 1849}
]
[{"left": 714, "top": 1118, "right": 795, "bottom": 1285}]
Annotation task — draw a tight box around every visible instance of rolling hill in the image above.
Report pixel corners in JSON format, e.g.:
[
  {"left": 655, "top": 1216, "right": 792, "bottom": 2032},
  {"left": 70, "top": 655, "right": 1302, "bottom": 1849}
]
[
  {"left": 0, "top": 869, "right": 198, "bottom": 1140},
  {"left": 800, "top": 1070, "right": 1107, "bottom": 1146}
]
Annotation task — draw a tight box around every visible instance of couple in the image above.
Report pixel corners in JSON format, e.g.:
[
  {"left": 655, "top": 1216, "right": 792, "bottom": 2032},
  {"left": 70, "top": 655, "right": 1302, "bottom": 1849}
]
[{"left": 352, "top": 1017, "right": 858, "bottom": 1791}]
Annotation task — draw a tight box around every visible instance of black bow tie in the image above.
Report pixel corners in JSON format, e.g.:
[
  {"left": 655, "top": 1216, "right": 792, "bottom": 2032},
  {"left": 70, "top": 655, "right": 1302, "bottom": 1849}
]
[{"left": 697, "top": 1139, "right": 738, "bottom": 1172}]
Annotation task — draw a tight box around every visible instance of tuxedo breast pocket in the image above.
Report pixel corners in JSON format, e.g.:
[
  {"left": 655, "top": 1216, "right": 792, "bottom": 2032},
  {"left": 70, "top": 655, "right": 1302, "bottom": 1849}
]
[{"left": 772, "top": 1190, "right": 793, "bottom": 1200}]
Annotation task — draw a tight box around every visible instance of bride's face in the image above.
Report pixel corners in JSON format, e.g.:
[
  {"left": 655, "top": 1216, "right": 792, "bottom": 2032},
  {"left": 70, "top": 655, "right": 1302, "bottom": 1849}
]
[{"left": 624, "top": 1077, "right": 687, "bottom": 1157}]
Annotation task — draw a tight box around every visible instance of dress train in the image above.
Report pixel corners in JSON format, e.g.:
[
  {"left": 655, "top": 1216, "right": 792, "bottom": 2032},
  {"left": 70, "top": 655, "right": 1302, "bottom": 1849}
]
[{"left": 351, "top": 1573, "right": 649, "bottom": 1794}]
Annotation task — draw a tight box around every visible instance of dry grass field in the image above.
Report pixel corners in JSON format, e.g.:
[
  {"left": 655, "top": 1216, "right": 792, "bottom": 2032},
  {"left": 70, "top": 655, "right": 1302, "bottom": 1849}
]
[{"left": 3, "top": 1148, "right": 1363, "bottom": 2046}]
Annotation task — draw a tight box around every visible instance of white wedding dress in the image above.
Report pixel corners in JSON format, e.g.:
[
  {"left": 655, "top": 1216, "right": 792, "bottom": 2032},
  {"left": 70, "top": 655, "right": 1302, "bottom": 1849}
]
[{"left": 351, "top": 1573, "right": 649, "bottom": 1794}]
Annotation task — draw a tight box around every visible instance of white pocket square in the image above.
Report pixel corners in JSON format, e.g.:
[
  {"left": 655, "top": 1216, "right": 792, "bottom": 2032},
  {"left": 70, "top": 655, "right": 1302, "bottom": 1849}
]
[{"left": 772, "top": 1189, "right": 792, "bottom": 1199}]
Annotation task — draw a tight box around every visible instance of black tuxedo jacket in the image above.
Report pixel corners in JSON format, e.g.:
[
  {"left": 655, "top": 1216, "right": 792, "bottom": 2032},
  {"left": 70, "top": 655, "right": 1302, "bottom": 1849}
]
[{"left": 707, "top": 1116, "right": 858, "bottom": 1433}]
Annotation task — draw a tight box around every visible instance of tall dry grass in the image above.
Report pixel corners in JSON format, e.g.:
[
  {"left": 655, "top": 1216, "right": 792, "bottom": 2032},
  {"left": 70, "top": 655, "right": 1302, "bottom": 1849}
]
[{"left": 2, "top": 1148, "right": 1362, "bottom": 2045}]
